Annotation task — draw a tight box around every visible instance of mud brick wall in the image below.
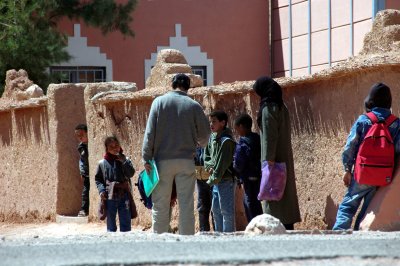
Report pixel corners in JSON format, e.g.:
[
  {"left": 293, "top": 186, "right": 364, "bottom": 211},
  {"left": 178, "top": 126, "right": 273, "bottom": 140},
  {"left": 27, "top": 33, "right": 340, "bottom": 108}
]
[
  {"left": 0, "top": 102, "right": 55, "bottom": 222},
  {"left": 85, "top": 62, "right": 400, "bottom": 230},
  {"left": 47, "top": 84, "right": 87, "bottom": 216},
  {"left": 0, "top": 84, "right": 87, "bottom": 222}
]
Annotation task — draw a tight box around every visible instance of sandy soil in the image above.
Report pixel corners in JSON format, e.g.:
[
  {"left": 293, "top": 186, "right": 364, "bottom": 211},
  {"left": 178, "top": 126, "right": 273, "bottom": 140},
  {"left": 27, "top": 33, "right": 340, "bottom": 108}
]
[{"left": 0, "top": 222, "right": 148, "bottom": 240}]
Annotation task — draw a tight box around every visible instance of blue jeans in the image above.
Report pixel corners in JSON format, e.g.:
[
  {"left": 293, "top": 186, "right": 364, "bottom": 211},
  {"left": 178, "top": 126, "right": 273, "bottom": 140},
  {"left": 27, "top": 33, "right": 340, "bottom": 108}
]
[
  {"left": 212, "top": 179, "right": 236, "bottom": 232},
  {"left": 333, "top": 177, "right": 377, "bottom": 230},
  {"left": 106, "top": 193, "right": 131, "bottom": 232}
]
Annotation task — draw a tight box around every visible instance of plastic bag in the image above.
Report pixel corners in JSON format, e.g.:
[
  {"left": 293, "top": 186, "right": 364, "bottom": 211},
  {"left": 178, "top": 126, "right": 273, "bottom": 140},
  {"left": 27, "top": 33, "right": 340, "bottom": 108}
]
[{"left": 258, "top": 161, "right": 287, "bottom": 201}]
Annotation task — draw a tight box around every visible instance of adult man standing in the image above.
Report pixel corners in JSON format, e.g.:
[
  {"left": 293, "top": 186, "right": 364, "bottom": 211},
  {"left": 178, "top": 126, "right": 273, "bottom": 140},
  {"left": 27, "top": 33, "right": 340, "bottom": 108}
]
[{"left": 142, "top": 73, "right": 210, "bottom": 235}]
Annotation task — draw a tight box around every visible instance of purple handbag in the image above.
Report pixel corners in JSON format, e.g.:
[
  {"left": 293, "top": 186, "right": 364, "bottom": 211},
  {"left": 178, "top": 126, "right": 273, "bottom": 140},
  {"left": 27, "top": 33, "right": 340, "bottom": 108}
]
[{"left": 258, "top": 161, "right": 287, "bottom": 201}]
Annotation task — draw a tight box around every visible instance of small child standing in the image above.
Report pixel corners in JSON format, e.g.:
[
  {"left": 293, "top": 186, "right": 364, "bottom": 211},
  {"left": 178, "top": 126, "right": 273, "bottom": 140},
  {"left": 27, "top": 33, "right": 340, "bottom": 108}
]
[
  {"left": 204, "top": 111, "right": 236, "bottom": 232},
  {"left": 75, "top": 124, "right": 89, "bottom": 217},
  {"left": 95, "top": 136, "right": 136, "bottom": 232},
  {"left": 333, "top": 83, "right": 400, "bottom": 230},
  {"left": 233, "top": 114, "right": 263, "bottom": 223}
]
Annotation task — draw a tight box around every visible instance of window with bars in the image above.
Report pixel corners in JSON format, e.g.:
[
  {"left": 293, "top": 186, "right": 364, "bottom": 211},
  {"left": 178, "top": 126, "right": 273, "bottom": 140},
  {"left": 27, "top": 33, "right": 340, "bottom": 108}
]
[
  {"left": 50, "top": 66, "right": 106, "bottom": 83},
  {"left": 192, "top": 66, "right": 207, "bottom": 86}
]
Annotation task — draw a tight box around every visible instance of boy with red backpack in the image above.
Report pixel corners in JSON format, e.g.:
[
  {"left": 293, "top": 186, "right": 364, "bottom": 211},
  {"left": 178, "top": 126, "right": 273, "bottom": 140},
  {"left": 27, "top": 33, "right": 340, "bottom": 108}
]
[{"left": 333, "top": 83, "right": 400, "bottom": 230}]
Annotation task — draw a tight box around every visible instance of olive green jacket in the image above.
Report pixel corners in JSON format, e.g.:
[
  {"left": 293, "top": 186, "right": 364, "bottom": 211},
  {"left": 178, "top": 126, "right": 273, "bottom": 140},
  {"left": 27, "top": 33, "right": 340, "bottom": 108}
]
[
  {"left": 204, "top": 128, "right": 236, "bottom": 185},
  {"left": 260, "top": 103, "right": 301, "bottom": 225}
]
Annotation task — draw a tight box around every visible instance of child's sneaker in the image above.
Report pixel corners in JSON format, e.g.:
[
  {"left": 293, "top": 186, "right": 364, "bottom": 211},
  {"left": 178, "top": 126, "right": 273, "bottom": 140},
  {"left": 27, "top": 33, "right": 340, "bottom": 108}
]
[{"left": 77, "top": 210, "right": 88, "bottom": 217}]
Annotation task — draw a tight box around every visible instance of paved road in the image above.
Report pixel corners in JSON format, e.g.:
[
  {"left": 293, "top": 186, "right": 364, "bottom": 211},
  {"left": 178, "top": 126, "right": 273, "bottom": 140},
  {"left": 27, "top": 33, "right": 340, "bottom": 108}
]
[{"left": 1, "top": 231, "right": 400, "bottom": 265}]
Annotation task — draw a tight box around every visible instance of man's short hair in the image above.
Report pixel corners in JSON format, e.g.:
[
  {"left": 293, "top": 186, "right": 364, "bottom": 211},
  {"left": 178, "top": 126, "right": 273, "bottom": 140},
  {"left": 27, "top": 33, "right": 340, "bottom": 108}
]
[
  {"left": 75, "top": 124, "right": 87, "bottom": 132},
  {"left": 209, "top": 110, "right": 228, "bottom": 125},
  {"left": 172, "top": 73, "right": 190, "bottom": 90},
  {"left": 234, "top": 114, "right": 252, "bottom": 130}
]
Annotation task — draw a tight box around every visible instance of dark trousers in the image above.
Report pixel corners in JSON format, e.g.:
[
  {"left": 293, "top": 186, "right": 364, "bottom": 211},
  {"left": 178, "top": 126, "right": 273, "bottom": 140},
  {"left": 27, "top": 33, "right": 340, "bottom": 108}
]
[
  {"left": 106, "top": 192, "right": 131, "bottom": 232},
  {"left": 81, "top": 175, "right": 90, "bottom": 212},
  {"left": 196, "top": 179, "right": 213, "bottom": 231},
  {"left": 242, "top": 177, "right": 263, "bottom": 223},
  {"left": 284, "top": 223, "right": 294, "bottom": 230}
]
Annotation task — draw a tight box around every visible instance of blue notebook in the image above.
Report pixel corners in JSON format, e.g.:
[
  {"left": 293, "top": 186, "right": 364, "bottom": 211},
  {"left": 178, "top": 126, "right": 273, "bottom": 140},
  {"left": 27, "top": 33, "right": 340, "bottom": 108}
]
[{"left": 141, "top": 160, "right": 159, "bottom": 197}]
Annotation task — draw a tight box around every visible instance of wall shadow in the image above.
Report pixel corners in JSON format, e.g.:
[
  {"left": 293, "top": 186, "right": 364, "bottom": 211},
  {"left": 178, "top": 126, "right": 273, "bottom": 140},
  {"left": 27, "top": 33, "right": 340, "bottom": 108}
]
[
  {"left": 14, "top": 106, "right": 50, "bottom": 145},
  {"left": 324, "top": 194, "right": 339, "bottom": 229},
  {"left": 0, "top": 111, "right": 12, "bottom": 146}
]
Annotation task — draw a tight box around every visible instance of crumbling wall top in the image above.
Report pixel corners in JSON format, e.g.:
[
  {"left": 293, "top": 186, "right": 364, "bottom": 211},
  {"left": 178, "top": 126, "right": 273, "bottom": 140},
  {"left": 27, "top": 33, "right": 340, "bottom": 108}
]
[
  {"left": 361, "top": 9, "right": 400, "bottom": 55},
  {"left": 145, "top": 49, "right": 204, "bottom": 89},
  {"left": 1, "top": 69, "right": 44, "bottom": 101}
]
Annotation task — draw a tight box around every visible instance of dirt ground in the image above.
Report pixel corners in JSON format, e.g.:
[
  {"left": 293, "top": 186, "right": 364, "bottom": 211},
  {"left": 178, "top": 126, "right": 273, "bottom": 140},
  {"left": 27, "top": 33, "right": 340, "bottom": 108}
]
[{"left": 0, "top": 222, "right": 147, "bottom": 239}]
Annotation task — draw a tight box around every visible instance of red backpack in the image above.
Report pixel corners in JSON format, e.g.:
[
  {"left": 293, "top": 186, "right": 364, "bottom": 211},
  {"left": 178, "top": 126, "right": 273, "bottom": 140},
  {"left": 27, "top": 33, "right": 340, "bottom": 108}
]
[{"left": 354, "top": 112, "right": 398, "bottom": 186}]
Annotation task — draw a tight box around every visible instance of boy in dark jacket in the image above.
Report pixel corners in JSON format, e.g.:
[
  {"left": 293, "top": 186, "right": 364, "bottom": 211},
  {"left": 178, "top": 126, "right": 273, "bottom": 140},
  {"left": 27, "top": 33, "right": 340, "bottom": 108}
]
[
  {"left": 204, "top": 111, "right": 236, "bottom": 232},
  {"left": 233, "top": 114, "right": 263, "bottom": 223},
  {"left": 75, "top": 124, "right": 89, "bottom": 217}
]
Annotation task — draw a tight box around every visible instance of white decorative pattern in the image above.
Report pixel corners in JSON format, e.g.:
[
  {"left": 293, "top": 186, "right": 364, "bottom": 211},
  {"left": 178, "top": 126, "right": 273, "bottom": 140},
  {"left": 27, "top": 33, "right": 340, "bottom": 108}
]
[
  {"left": 145, "top": 24, "right": 214, "bottom": 85},
  {"left": 60, "top": 24, "right": 113, "bottom": 81}
]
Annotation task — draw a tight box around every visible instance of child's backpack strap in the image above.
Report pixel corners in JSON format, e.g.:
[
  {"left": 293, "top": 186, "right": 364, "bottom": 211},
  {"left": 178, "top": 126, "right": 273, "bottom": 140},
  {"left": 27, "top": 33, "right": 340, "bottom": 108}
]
[
  {"left": 385, "top": 114, "right": 398, "bottom": 126},
  {"left": 365, "top": 112, "right": 397, "bottom": 126},
  {"left": 220, "top": 136, "right": 235, "bottom": 145},
  {"left": 365, "top": 112, "right": 378, "bottom": 124}
]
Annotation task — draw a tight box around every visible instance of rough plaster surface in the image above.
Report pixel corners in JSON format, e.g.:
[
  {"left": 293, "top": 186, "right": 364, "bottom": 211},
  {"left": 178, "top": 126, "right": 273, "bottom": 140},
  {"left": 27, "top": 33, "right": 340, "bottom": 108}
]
[
  {"left": 0, "top": 103, "right": 55, "bottom": 222},
  {"left": 145, "top": 49, "right": 203, "bottom": 89},
  {"left": 361, "top": 9, "right": 400, "bottom": 55},
  {"left": 47, "top": 84, "right": 88, "bottom": 216},
  {"left": 359, "top": 165, "right": 400, "bottom": 231},
  {"left": 84, "top": 59, "right": 400, "bottom": 231},
  {"left": 2, "top": 69, "right": 41, "bottom": 101}
]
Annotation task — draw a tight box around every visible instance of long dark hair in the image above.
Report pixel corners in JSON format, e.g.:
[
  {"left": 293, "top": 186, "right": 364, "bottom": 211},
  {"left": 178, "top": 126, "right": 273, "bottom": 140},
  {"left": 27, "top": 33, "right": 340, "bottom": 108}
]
[{"left": 253, "top": 76, "right": 283, "bottom": 127}]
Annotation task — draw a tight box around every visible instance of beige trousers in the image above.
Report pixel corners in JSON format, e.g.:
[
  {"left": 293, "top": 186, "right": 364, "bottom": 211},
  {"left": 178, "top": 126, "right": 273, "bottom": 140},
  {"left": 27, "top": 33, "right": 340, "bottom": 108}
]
[{"left": 152, "top": 159, "right": 196, "bottom": 235}]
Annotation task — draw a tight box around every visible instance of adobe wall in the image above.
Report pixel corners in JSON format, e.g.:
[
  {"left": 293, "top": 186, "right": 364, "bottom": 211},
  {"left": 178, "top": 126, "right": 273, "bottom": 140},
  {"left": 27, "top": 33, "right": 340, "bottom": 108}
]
[
  {"left": 0, "top": 84, "right": 88, "bottom": 221},
  {"left": 47, "top": 84, "right": 88, "bottom": 216},
  {"left": 84, "top": 54, "right": 400, "bottom": 230},
  {"left": 283, "top": 58, "right": 400, "bottom": 229},
  {"left": 0, "top": 98, "right": 55, "bottom": 222}
]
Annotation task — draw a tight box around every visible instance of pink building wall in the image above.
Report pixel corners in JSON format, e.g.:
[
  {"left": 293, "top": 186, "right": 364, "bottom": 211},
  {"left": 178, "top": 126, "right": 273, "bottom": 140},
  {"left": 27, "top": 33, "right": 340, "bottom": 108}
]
[
  {"left": 58, "top": 0, "right": 269, "bottom": 89},
  {"left": 56, "top": 1, "right": 400, "bottom": 87},
  {"left": 272, "top": 0, "right": 400, "bottom": 77}
]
